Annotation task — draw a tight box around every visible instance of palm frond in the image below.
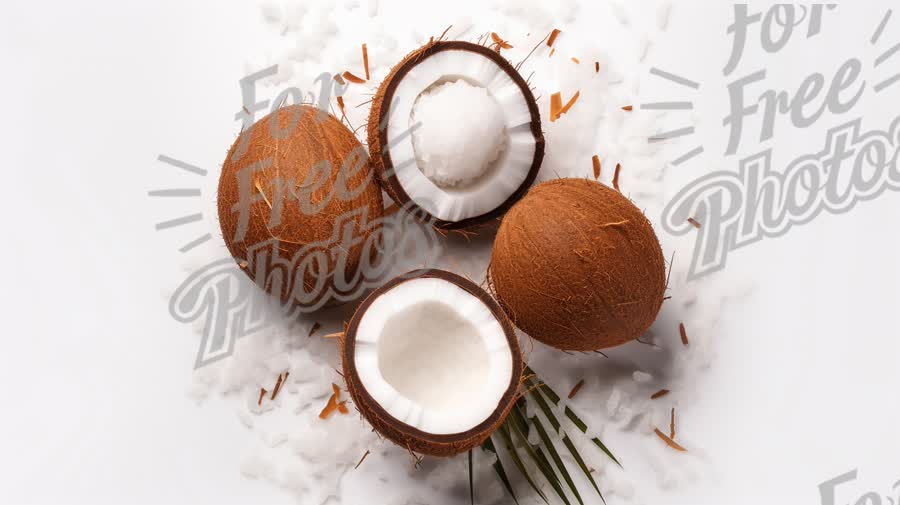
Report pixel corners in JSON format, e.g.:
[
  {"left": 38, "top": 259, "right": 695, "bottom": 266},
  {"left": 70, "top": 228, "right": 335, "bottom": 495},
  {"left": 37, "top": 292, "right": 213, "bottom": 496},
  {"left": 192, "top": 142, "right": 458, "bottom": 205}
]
[
  {"left": 497, "top": 424, "right": 549, "bottom": 504},
  {"left": 508, "top": 406, "right": 571, "bottom": 505},
  {"left": 468, "top": 450, "right": 475, "bottom": 505},
  {"left": 481, "top": 437, "right": 519, "bottom": 505}
]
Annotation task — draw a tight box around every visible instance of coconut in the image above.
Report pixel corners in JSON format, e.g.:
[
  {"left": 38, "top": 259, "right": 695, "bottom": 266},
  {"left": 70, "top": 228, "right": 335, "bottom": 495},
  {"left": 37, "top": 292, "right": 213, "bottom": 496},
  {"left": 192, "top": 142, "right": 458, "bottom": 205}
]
[
  {"left": 218, "top": 104, "right": 383, "bottom": 309},
  {"left": 367, "top": 40, "right": 544, "bottom": 230},
  {"left": 488, "top": 179, "right": 666, "bottom": 351},
  {"left": 341, "top": 269, "right": 523, "bottom": 457}
]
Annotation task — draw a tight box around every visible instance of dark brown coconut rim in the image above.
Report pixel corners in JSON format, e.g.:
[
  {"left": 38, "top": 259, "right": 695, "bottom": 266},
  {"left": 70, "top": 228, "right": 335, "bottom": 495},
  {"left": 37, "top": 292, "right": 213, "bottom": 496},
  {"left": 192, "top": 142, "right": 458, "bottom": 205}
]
[
  {"left": 341, "top": 269, "right": 524, "bottom": 456},
  {"left": 367, "top": 40, "right": 545, "bottom": 230}
]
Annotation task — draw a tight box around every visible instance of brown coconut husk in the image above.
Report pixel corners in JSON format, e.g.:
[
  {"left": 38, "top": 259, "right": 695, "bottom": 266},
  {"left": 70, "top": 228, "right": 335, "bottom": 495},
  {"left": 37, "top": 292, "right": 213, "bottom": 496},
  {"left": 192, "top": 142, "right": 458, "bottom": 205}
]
[
  {"left": 217, "top": 104, "right": 383, "bottom": 309},
  {"left": 367, "top": 40, "right": 544, "bottom": 230},
  {"left": 488, "top": 178, "right": 666, "bottom": 351},
  {"left": 341, "top": 269, "right": 524, "bottom": 457}
]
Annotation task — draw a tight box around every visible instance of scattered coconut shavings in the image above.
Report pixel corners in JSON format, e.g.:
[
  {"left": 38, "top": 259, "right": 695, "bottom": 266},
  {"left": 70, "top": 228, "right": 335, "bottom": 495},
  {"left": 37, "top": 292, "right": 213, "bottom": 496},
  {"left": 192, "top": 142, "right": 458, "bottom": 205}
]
[
  {"left": 361, "top": 43, "right": 370, "bottom": 80},
  {"left": 654, "top": 428, "right": 687, "bottom": 452},
  {"left": 490, "top": 32, "right": 513, "bottom": 51},
  {"left": 658, "top": 0, "right": 673, "bottom": 31},
  {"left": 558, "top": 91, "right": 580, "bottom": 117},
  {"left": 516, "top": 32, "right": 551, "bottom": 71},
  {"left": 549, "top": 92, "right": 563, "bottom": 122},
  {"left": 254, "top": 180, "right": 273, "bottom": 209},
  {"left": 679, "top": 323, "right": 689, "bottom": 346},
  {"left": 258, "top": 388, "right": 267, "bottom": 407},
  {"left": 687, "top": 218, "right": 702, "bottom": 229},
  {"left": 568, "top": 379, "right": 585, "bottom": 399},
  {"left": 236, "top": 408, "right": 254, "bottom": 429},
  {"left": 342, "top": 71, "right": 366, "bottom": 84},
  {"left": 354, "top": 450, "right": 370, "bottom": 470},
  {"left": 571, "top": 57, "right": 580, "bottom": 64},
  {"left": 654, "top": 428, "right": 688, "bottom": 452},
  {"left": 319, "top": 395, "right": 338, "bottom": 419},
  {"left": 633, "top": 371, "right": 654, "bottom": 384},
  {"left": 308, "top": 322, "right": 321, "bottom": 337},
  {"left": 592, "top": 155, "right": 601, "bottom": 179},
  {"left": 549, "top": 90, "right": 580, "bottom": 122},
  {"left": 547, "top": 28, "right": 561, "bottom": 47},
  {"left": 336, "top": 96, "right": 348, "bottom": 123},
  {"left": 319, "top": 384, "right": 346, "bottom": 420},
  {"left": 613, "top": 163, "right": 622, "bottom": 191},
  {"left": 622, "top": 105, "right": 633, "bottom": 111},
  {"left": 651, "top": 389, "right": 670, "bottom": 400},
  {"left": 611, "top": 2, "right": 630, "bottom": 26},
  {"left": 670, "top": 408, "right": 676, "bottom": 439},
  {"left": 270, "top": 373, "right": 286, "bottom": 400}
]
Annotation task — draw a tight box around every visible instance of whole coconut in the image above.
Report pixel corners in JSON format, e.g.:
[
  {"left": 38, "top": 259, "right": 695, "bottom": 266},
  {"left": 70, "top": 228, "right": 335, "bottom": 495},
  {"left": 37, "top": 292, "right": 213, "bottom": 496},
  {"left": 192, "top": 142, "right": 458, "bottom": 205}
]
[
  {"left": 489, "top": 178, "right": 666, "bottom": 350},
  {"left": 218, "top": 104, "right": 384, "bottom": 309}
]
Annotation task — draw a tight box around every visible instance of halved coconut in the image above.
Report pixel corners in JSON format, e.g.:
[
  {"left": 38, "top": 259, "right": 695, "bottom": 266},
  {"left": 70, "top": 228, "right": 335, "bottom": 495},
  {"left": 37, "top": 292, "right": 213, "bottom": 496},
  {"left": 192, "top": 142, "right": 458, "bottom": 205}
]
[
  {"left": 368, "top": 41, "right": 544, "bottom": 230},
  {"left": 341, "top": 269, "right": 523, "bottom": 456}
]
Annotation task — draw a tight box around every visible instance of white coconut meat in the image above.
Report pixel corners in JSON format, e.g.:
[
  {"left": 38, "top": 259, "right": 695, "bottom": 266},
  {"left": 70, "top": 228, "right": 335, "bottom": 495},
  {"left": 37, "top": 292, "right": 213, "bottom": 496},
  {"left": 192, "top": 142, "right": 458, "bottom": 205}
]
[
  {"left": 352, "top": 276, "right": 514, "bottom": 435},
  {"left": 385, "top": 49, "right": 538, "bottom": 223}
]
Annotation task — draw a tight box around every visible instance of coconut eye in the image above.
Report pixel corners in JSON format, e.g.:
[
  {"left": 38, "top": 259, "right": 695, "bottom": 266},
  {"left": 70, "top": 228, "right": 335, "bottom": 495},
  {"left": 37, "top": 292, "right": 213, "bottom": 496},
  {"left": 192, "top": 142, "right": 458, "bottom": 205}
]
[
  {"left": 368, "top": 41, "right": 544, "bottom": 229},
  {"left": 342, "top": 269, "right": 523, "bottom": 456}
]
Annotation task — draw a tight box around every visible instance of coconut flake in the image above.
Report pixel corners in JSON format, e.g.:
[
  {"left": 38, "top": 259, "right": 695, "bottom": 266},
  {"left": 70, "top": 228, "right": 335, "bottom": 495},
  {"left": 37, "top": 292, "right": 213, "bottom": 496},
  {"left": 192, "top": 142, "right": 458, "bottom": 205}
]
[
  {"left": 633, "top": 371, "right": 654, "bottom": 384},
  {"left": 410, "top": 80, "right": 507, "bottom": 189}
]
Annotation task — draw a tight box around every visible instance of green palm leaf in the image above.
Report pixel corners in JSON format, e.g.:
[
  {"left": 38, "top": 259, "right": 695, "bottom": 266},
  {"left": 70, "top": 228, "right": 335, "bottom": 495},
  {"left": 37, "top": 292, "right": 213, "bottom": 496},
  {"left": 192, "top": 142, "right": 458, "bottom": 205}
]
[
  {"left": 524, "top": 375, "right": 607, "bottom": 503},
  {"left": 481, "top": 437, "right": 519, "bottom": 505},
  {"left": 562, "top": 435, "right": 606, "bottom": 504},
  {"left": 507, "top": 409, "right": 571, "bottom": 505},
  {"left": 530, "top": 414, "right": 585, "bottom": 505},
  {"left": 498, "top": 425, "right": 549, "bottom": 504},
  {"left": 563, "top": 406, "right": 621, "bottom": 468},
  {"left": 468, "top": 450, "right": 475, "bottom": 505}
]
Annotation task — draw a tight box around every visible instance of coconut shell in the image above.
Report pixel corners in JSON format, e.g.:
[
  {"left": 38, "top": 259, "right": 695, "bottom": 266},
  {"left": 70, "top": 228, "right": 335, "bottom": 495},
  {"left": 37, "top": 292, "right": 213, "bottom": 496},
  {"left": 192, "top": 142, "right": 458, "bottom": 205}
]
[
  {"left": 217, "top": 105, "right": 383, "bottom": 308},
  {"left": 341, "top": 269, "right": 524, "bottom": 457},
  {"left": 367, "top": 40, "right": 544, "bottom": 230},
  {"left": 489, "top": 179, "right": 666, "bottom": 351}
]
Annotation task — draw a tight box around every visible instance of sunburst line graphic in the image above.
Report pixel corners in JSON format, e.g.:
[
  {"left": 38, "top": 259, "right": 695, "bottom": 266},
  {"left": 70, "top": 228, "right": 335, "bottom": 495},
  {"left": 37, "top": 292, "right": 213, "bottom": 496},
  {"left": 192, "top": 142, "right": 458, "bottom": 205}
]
[
  {"left": 644, "top": 67, "right": 701, "bottom": 165},
  {"left": 872, "top": 9, "right": 900, "bottom": 94},
  {"left": 649, "top": 126, "right": 695, "bottom": 143},
  {"left": 148, "top": 189, "right": 202, "bottom": 197},
  {"left": 670, "top": 146, "right": 705, "bottom": 167},
  {"left": 179, "top": 233, "right": 213, "bottom": 253},
  {"left": 649, "top": 67, "right": 700, "bottom": 90},
  {"left": 871, "top": 9, "right": 892, "bottom": 45},
  {"left": 646, "top": 8, "right": 897, "bottom": 167},
  {"left": 152, "top": 154, "right": 213, "bottom": 254},
  {"left": 157, "top": 154, "right": 208, "bottom": 176},
  {"left": 155, "top": 213, "right": 203, "bottom": 231},
  {"left": 640, "top": 101, "right": 693, "bottom": 111}
]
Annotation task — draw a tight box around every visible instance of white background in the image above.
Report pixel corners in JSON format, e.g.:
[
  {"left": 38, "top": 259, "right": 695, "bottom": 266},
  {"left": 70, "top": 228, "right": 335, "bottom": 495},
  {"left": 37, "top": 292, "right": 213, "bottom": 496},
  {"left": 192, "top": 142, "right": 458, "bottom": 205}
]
[{"left": 1, "top": 1, "right": 899, "bottom": 504}]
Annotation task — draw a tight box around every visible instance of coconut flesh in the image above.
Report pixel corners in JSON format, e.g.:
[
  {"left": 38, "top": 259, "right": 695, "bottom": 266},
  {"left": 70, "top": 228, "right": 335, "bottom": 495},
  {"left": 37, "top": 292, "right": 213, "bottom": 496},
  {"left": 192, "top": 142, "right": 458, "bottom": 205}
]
[
  {"left": 368, "top": 41, "right": 544, "bottom": 229},
  {"left": 342, "top": 270, "right": 523, "bottom": 456}
]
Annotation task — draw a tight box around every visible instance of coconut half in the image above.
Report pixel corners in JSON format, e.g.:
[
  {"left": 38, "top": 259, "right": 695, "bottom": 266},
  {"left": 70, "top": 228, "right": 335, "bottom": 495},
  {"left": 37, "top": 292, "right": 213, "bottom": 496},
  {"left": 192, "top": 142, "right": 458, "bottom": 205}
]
[
  {"left": 341, "top": 269, "right": 523, "bottom": 456},
  {"left": 368, "top": 41, "right": 544, "bottom": 230}
]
